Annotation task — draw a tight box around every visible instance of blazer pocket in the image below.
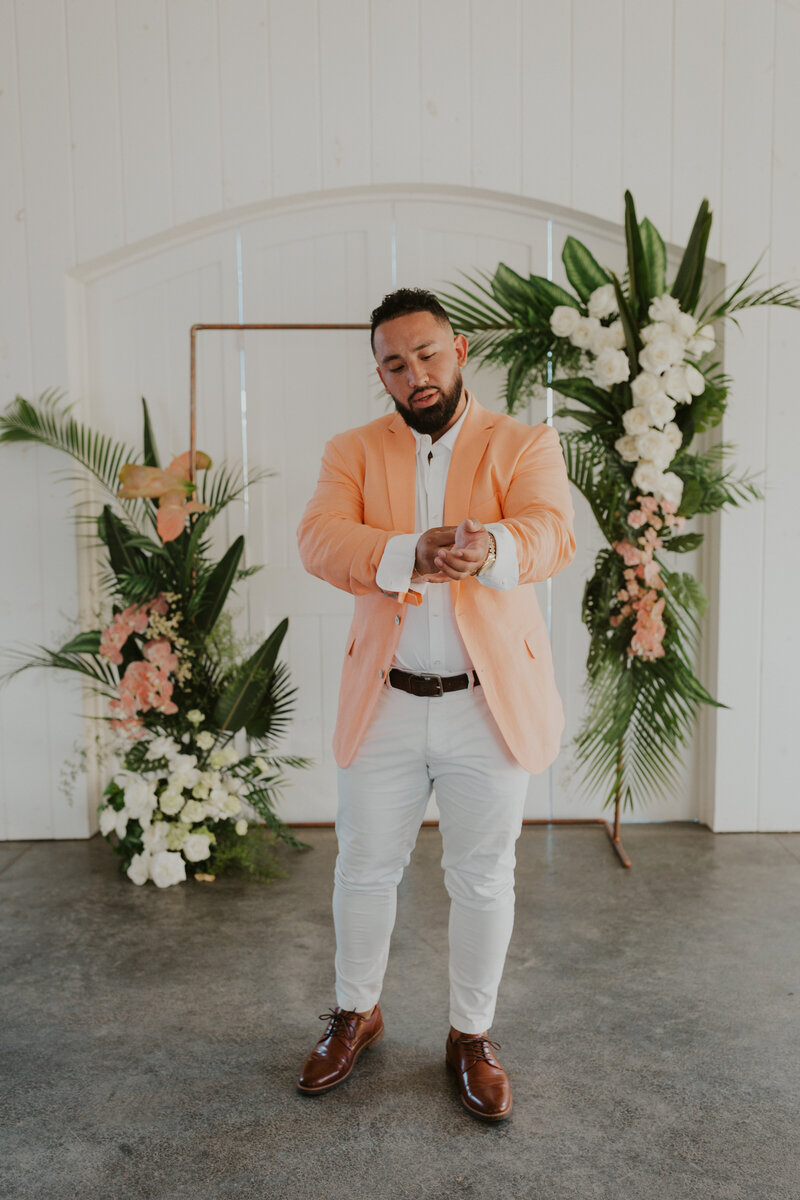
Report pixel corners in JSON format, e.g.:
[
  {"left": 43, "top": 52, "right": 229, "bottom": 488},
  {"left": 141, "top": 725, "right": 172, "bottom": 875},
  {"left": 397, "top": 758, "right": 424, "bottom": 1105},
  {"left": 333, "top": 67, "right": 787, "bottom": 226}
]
[
  {"left": 345, "top": 633, "right": 356, "bottom": 656},
  {"left": 523, "top": 631, "right": 536, "bottom": 659}
]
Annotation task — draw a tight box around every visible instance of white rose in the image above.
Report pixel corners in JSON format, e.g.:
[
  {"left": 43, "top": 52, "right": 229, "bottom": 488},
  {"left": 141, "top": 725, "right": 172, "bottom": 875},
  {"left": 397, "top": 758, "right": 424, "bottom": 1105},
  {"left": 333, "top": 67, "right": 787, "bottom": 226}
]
[
  {"left": 687, "top": 324, "right": 715, "bottom": 356},
  {"left": 180, "top": 799, "right": 206, "bottom": 824},
  {"left": 142, "top": 822, "right": 170, "bottom": 854},
  {"left": 99, "top": 806, "right": 118, "bottom": 837},
  {"left": 183, "top": 833, "right": 212, "bottom": 862},
  {"left": 123, "top": 778, "right": 158, "bottom": 827},
  {"left": 636, "top": 429, "right": 674, "bottom": 470},
  {"left": 192, "top": 781, "right": 210, "bottom": 799},
  {"left": 196, "top": 730, "right": 215, "bottom": 751},
  {"left": 145, "top": 736, "right": 180, "bottom": 762},
  {"left": 587, "top": 284, "right": 617, "bottom": 320},
  {"left": 549, "top": 305, "right": 581, "bottom": 338},
  {"left": 684, "top": 363, "right": 706, "bottom": 396},
  {"left": 235, "top": 819, "right": 248, "bottom": 836},
  {"left": 114, "top": 806, "right": 130, "bottom": 839},
  {"left": 672, "top": 311, "right": 698, "bottom": 339},
  {"left": 592, "top": 347, "right": 630, "bottom": 389},
  {"left": 622, "top": 407, "right": 651, "bottom": 436},
  {"left": 662, "top": 365, "right": 692, "bottom": 404},
  {"left": 254, "top": 756, "right": 269, "bottom": 773},
  {"left": 166, "top": 822, "right": 191, "bottom": 851},
  {"left": 664, "top": 421, "right": 683, "bottom": 450},
  {"left": 632, "top": 460, "right": 663, "bottom": 495},
  {"left": 656, "top": 471, "right": 684, "bottom": 507},
  {"left": 159, "top": 789, "right": 184, "bottom": 816},
  {"left": 640, "top": 321, "right": 673, "bottom": 345},
  {"left": 639, "top": 334, "right": 684, "bottom": 375},
  {"left": 630, "top": 371, "right": 661, "bottom": 405},
  {"left": 187, "top": 709, "right": 204, "bottom": 725},
  {"left": 615, "top": 435, "right": 640, "bottom": 463},
  {"left": 127, "top": 851, "right": 151, "bottom": 886},
  {"left": 223, "top": 794, "right": 242, "bottom": 817},
  {"left": 641, "top": 393, "right": 676, "bottom": 428},
  {"left": 570, "top": 316, "right": 601, "bottom": 350},
  {"left": 149, "top": 849, "right": 187, "bottom": 888},
  {"left": 221, "top": 745, "right": 239, "bottom": 767},
  {"left": 209, "top": 750, "right": 225, "bottom": 769},
  {"left": 588, "top": 323, "right": 618, "bottom": 355},
  {"left": 606, "top": 320, "right": 626, "bottom": 350},
  {"left": 648, "top": 293, "right": 682, "bottom": 324}
]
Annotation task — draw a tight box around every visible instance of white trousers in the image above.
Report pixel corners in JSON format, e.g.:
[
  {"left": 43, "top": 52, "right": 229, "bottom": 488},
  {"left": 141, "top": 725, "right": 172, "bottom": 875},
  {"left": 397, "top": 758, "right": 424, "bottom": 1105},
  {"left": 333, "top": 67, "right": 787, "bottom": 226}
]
[{"left": 333, "top": 677, "right": 530, "bottom": 1035}]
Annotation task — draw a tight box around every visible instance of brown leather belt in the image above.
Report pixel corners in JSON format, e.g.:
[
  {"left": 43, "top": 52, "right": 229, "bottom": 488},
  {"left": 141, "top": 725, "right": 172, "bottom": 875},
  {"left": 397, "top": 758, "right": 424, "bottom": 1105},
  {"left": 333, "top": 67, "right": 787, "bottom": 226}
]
[{"left": 388, "top": 668, "right": 480, "bottom": 698}]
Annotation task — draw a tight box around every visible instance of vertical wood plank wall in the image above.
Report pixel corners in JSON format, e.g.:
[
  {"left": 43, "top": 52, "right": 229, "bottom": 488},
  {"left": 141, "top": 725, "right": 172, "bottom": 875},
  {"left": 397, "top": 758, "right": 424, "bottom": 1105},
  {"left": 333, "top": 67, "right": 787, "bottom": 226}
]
[{"left": 0, "top": 0, "right": 794, "bottom": 836}]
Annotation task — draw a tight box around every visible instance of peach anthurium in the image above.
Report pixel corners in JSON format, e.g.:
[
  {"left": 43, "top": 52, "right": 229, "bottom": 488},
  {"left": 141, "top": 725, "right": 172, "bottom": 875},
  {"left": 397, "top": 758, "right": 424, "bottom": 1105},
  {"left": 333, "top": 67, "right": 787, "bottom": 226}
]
[{"left": 118, "top": 451, "right": 212, "bottom": 543}]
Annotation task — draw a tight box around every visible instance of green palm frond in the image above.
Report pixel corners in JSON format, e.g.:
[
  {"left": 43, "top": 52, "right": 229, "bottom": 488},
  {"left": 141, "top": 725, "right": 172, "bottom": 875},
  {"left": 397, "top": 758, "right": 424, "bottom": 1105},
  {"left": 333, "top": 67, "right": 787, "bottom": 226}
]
[{"left": 0, "top": 391, "right": 154, "bottom": 533}]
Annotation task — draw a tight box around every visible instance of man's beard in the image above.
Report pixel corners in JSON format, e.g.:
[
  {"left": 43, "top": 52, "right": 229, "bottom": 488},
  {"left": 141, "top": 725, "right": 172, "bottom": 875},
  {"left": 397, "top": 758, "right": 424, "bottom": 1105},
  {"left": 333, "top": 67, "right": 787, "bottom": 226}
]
[{"left": 392, "top": 370, "right": 464, "bottom": 435}]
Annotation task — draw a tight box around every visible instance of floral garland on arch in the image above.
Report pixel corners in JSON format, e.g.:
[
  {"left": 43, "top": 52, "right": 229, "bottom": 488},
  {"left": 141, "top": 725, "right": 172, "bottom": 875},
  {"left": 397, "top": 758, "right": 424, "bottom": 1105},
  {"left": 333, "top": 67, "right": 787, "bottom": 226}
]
[
  {"left": 442, "top": 192, "right": 800, "bottom": 812},
  {"left": 0, "top": 394, "right": 310, "bottom": 886}
]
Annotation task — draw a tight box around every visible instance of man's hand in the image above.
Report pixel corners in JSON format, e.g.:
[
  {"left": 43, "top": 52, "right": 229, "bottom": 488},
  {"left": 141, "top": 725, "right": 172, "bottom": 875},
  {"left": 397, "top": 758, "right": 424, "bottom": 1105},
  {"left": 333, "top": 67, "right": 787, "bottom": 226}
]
[
  {"left": 418, "top": 518, "right": 490, "bottom": 582},
  {"left": 414, "top": 526, "right": 457, "bottom": 582}
]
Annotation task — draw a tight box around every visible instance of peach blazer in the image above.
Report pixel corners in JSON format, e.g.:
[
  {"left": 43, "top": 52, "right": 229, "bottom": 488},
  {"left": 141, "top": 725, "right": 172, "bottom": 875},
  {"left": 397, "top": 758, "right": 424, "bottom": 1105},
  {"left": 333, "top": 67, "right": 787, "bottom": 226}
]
[{"left": 297, "top": 395, "right": 576, "bottom": 775}]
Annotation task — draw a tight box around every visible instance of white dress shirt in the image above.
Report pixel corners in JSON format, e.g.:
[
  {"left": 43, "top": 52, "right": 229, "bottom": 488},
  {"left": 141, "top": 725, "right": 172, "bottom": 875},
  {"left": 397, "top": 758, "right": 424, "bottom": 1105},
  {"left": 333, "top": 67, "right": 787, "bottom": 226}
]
[{"left": 374, "top": 392, "right": 519, "bottom": 676}]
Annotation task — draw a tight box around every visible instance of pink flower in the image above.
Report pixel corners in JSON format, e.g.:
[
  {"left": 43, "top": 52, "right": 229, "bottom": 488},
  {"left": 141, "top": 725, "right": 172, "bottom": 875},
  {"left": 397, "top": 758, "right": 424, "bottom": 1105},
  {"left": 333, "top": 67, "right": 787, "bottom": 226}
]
[
  {"left": 639, "top": 496, "right": 658, "bottom": 514},
  {"left": 610, "top": 615, "right": 621, "bottom": 628},
  {"left": 628, "top": 510, "right": 647, "bottom": 529},
  {"left": 614, "top": 540, "right": 642, "bottom": 567},
  {"left": 673, "top": 515, "right": 686, "bottom": 531},
  {"left": 660, "top": 499, "right": 677, "bottom": 515}
]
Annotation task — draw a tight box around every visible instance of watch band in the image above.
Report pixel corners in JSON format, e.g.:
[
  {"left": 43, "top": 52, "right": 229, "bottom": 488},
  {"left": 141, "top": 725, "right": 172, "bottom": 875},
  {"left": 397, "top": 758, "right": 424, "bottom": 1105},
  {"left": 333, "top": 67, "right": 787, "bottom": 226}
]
[{"left": 475, "top": 531, "right": 497, "bottom": 577}]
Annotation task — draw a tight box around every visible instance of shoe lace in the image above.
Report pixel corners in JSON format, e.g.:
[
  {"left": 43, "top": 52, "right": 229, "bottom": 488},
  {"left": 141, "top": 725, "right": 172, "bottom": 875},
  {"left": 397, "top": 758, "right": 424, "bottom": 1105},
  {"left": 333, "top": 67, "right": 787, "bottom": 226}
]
[
  {"left": 317, "top": 1008, "right": 359, "bottom": 1044},
  {"left": 458, "top": 1036, "right": 502, "bottom": 1069}
]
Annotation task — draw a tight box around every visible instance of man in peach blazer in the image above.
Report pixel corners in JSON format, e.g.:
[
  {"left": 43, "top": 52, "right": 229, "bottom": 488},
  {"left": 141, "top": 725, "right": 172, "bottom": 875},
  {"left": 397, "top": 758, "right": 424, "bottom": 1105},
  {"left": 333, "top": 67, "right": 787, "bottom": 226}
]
[{"left": 296, "top": 288, "right": 575, "bottom": 1121}]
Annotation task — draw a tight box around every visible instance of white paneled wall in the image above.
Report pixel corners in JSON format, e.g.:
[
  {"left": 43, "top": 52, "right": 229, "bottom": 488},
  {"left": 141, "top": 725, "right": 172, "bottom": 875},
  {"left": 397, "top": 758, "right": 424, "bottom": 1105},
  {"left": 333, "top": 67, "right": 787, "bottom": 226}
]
[{"left": 0, "top": 0, "right": 797, "bottom": 837}]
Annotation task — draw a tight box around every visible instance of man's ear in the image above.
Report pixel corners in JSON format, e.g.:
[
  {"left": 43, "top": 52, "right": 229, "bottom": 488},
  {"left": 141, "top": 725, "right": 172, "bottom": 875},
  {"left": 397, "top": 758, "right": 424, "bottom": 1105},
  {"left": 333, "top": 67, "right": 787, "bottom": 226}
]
[
  {"left": 454, "top": 333, "right": 469, "bottom": 365},
  {"left": 376, "top": 365, "right": 388, "bottom": 391}
]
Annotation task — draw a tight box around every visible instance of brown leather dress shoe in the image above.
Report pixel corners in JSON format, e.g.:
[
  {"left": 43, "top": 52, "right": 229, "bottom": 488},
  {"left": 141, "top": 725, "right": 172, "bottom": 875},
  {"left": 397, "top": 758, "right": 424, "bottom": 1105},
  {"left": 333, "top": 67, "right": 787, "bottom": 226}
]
[
  {"left": 445, "top": 1033, "right": 513, "bottom": 1121},
  {"left": 297, "top": 1005, "right": 384, "bottom": 1095}
]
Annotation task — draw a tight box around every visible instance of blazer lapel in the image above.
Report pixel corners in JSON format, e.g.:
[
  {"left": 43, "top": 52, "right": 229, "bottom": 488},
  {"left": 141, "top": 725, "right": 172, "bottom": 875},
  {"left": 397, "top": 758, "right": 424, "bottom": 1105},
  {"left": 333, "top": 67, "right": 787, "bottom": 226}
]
[
  {"left": 443, "top": 394, "right": 494, "bottom": 527},
  {"left": 383, "top": 411, "right": 417, "bottom": 532}
]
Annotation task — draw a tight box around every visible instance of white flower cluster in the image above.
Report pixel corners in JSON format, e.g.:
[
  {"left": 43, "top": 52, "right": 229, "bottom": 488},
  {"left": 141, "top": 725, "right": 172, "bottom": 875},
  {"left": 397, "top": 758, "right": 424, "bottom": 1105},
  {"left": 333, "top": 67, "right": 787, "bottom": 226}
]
[
  {"left": 98, "top": 730, "right": 250, "bottom": 887},
  {"left": 550, "top": 286, "right": 715, "bottom": 508},
  {"left": 550, "top": 284, "right": 630, "bottom": 392},
  {"left": 615, "top": 294, "right": 713, "bottom": 507}
]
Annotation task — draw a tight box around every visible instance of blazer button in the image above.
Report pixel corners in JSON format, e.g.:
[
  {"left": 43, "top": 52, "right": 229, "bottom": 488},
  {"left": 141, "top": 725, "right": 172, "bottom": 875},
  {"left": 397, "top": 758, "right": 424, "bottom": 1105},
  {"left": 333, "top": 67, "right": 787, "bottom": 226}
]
[{"left": 395, "top": 615, "right": 400, "bottom": 624}]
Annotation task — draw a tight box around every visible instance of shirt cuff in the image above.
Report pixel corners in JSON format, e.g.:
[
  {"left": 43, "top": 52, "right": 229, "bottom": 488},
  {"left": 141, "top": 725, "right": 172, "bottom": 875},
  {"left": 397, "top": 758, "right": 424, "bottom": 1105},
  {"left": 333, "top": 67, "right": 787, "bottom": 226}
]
[
  {"left": 376, "top": 533, "right": 428, "bottom": 602},
  {"left": 476, "top": 522, "right": 519, "bottom": 590}
]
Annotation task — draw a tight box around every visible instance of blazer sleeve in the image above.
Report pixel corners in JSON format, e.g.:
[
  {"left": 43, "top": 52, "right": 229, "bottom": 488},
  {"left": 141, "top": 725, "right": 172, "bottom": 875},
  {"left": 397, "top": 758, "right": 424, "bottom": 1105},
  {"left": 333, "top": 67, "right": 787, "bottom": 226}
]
[
  {"left": 296, "top": 434, "right": 422, "bottom": 604},
  {"left": 498, "top": 424, "right": 576, "bottom": 584}
]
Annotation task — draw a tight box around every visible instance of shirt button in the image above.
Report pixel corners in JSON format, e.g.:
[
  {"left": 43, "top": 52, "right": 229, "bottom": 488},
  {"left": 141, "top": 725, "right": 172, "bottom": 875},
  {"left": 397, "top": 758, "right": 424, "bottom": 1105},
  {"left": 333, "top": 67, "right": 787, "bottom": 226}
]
[
  {"left": 395, "top": 615, "right": 400, "bottom": 625},
  {"left": 379, "top": 669, "right": 384, "bottom": 678}
]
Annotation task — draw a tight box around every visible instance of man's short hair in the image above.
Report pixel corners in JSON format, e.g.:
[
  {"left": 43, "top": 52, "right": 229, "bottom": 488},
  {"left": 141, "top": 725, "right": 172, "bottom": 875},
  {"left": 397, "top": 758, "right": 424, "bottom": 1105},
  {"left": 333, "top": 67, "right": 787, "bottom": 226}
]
[{"left": 370, "top": 287, "right": 452, "bottom": 350}]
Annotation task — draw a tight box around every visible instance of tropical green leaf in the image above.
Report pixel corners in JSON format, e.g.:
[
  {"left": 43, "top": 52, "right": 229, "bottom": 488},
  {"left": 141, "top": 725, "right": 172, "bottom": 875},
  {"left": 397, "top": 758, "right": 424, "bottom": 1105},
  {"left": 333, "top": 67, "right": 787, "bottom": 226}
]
[
  {"left": 664, "top": 532, "right": 704, "bottom": 554},
  {"left": 609, "top": 272, "right": 643, "bottom": 366},
  {"left": 550, "top": 377, "right": 619, "bottom": 419},
  {"left": 58, "top": 631, "right": 102, "bottom": 654},
  {"left": 671, "top": 198, "right": 712, "bottom": 312},
  {"left": 213, "top": 618, "right": 289, "bottom": 734},
  {"left": 624, "top": 190, "right": 651, "bottom": 321},
  {"left": 561, "top": 237, "right": 611, "bottom": 301},
  {"left": 639, "top": 218, "right": 667, "bottom": 298},
  {"left": 100, "top": 505, "right": 148, "bottom": 583},
  {"left": 141, "top": 397, "right": 160, "bottom": 468},
  {"left": 193, "top": 536, "right": 245, "bottom": 635}
]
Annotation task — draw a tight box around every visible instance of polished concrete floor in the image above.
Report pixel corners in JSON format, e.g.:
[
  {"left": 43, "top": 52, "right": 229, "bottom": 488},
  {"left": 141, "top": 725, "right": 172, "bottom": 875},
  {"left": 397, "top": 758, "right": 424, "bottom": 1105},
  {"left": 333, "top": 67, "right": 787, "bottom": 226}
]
[{"left": 1, "top": 823, "right": 798, "bottom": 1200}]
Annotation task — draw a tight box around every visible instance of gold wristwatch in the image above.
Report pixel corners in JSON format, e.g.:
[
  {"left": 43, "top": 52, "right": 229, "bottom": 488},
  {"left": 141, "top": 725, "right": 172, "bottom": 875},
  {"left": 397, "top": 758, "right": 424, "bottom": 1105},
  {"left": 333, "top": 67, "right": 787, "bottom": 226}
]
[{"left": 475, "top": 531, "right": 497, "bottom": 577}]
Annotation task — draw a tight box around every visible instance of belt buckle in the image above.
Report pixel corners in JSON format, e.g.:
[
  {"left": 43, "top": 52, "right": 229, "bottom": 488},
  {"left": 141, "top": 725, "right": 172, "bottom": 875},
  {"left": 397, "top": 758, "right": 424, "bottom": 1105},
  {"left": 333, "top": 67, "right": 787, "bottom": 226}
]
[{"left": 418, "top": 672, "right": 444, "bottom": 697}]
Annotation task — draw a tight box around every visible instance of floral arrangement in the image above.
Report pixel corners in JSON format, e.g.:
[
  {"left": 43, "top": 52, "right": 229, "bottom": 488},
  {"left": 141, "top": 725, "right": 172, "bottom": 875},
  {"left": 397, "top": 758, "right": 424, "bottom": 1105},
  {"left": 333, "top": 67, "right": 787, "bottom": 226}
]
[
  {"left": 0, "top": 394, "right": 309, "bottom": 884},
  {"left": 442, "top": 192, "right": 800, "bottom": 812}
]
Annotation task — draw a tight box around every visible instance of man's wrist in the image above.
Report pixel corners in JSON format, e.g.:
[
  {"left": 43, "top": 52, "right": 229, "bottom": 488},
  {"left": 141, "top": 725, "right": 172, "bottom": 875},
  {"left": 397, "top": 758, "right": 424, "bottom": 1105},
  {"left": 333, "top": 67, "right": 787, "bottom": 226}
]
[{"left": 475, "top": 531, "right": 497, "bottom": 577}]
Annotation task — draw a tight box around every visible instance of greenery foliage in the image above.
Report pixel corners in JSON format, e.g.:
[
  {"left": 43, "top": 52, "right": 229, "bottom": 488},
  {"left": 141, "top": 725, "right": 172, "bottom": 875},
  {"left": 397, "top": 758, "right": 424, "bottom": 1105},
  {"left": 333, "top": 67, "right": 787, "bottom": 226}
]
[{"left": 441, "top": 192, "right": 800, "bottom": 811}]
